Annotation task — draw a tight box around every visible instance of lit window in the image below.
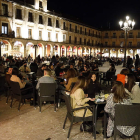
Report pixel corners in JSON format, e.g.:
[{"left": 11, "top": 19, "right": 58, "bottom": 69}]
[
  {"left": 16, "top": 27, "right": 20, "bottom": 37},
  {"left": 2, "top": 23, "right": 8, "bottom": 34}
]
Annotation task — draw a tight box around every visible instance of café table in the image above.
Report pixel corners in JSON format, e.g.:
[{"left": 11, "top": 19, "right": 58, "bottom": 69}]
[{"left": 94, "top": 100, "right": 107, "bottom": 139}]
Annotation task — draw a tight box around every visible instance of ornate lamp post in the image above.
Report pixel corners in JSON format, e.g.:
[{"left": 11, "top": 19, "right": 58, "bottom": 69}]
[{"left": 119, "top": 16, "right": 135, "bottom": 67}]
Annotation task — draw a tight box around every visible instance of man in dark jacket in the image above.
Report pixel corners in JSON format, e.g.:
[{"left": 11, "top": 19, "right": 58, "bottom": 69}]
[{"left": 36, "top": 64, "right": 47, "bottom": 77}]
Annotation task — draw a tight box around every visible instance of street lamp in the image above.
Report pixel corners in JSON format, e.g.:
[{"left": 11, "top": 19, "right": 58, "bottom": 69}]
[{"left": 119, "top": 16, "right": 135, "bottom": 67}]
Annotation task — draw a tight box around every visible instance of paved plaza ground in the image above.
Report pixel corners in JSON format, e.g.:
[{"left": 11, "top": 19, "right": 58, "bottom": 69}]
[{"left": 0, "top": 62, "right": 137, "bottom": 140}]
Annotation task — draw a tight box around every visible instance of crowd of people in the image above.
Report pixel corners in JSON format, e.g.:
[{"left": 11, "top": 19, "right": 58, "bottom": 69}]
[{"left": 0, "top": 54, "right": 140, "bottom": 138}]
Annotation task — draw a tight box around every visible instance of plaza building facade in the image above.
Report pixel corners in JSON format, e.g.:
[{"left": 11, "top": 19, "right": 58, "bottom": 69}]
[
  {"left": 0, "top": 0, "right": 140, "bottom": 59},
  {"left": 0, "top": 0, "right": 101, "bottom": 59},
  {"left": 101, "top": 30, "right": 140, "bottom": 58}
]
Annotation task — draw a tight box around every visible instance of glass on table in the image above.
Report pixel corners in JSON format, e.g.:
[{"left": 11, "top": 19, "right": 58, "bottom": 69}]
[
  {"left": 100, "top": 90, "right": 104, "bottom": 97},
  {"left": 95, "top": 92, "right": 99, "bottom": 100}
]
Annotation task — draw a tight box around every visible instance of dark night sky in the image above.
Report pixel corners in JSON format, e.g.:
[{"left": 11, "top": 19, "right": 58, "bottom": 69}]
[{"left": 48, "top": 0, "right": 140, "bottom": 30}]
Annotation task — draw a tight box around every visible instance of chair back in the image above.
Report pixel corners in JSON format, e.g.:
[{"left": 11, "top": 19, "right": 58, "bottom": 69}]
[
  {"left": 10, "top": 81, "right": 21, "bottom": 95},
  {"left": 115, "top": 104, "right": 140, "bottom": 126},
  {"left": 106, "top": 71, "right": 115, "bottom": 80},
  {"left": 39, "top": 83, "right": 56, "bottom": 97},
  {"left": 62, "top": 91, "right": 73, "bottom": 116}
]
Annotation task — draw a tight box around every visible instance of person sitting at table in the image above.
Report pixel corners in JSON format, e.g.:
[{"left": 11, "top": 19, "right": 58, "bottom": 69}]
[
  {"left": 5, "top": 66, "right": 13, "bottom": 85},
  {"left": 30, "top": 60, "right": 38, "bottom": 73},
  {"left": 49, "top": 63, "right": 56, "bottom": 78},
  {"left": 19, "top": 61, "right": 31, "bottom": 73},
  {"left": 70, "top": 76, "right": 95, "bottom": 131},
  {"left": 36, "top": 69, "right": 57, "bottom": 95},
  {"left": 92, "top": 63, "right": 99, "bottom": 71},
  {"left": 36, "top": 64, "right": 47, "bottom": 77},
  {"left": 125, "top": 74, "right": 140, "bottom": 103},
  {"left": 134, "top": 65, "right": 140, "bottom": 82},
  {"left": 64, "top": 68, "right": 78, "bottom": 91},
  {"left": 104, "top": 81, "right": 135, "bottom": 138},
  {"left": 85, "top": 72, "right": 102, "bottom": 105},
  {"left": 107, "top": 63, "right": 115, "bottom": 72},
  {"left": 10, "top": 67, "right": 26, "bottom": 89},
  {"left": 116, "top": 68, "right": 130, "bottom": 85},
  {"left": 55, "top": 63, "right": 64, "bottom": 77},
  {"left": 82, "top": 65, "right": 90, "bottom": 77}
]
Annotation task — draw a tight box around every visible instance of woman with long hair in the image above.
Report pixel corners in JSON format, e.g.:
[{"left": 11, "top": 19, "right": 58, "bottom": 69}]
[
  {"left": 125, "top": 74, "right": 140, "bottom": 103},
  {"left": 104, "top": 81, "right": 135, "bottom": 137},
  {"left": 65, "top": 68, "right": 78, "bottom": 91},
  {"left": 70, "top": 76, "right": 94, "bottom": 117},
  {"left": 85, "top": 72, "right": 101, "bottom": 103}
]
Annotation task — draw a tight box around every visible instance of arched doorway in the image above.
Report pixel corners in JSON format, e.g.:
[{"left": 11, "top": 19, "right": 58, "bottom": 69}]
[
  {"left": 1, "top": 40, "right": 11, "bottom": 57},
  {"left": 73, "top": 46, "right": 77, "bottom": 56},
  {"left": 78, "top": 47, "right": 82, "bottom": 56},
  {"left": 67, "top": 46, "right": 72, "bottom": 56},
  {"left": 36, "top": 43, "right": 44, "bottom": 58},
  {"left": 110, "top": 48, "right": 116, "bottom": 57},
  {"left": 46, "top": 44, "right": 52, "bottom": 57},
  {"left": 51, "top": 45, "right": 60, "bottom": 56},
  {"left": 127, "top": 49, "right": 133, "bottom": 58},
  {"left": 118, "top": 49, "right": 124, "bottom": 58},
  {"left": 61, "top": 46, "right": 66, "bottom": 57},
  {"left": 9, "top": 41, "right": 24, "bottom": 57},
  {"left": 102, "top": 48, "right": 109, "bottom": 57},
  {"left": 26, "top": 42, "right": 35, "bottom": 59}
]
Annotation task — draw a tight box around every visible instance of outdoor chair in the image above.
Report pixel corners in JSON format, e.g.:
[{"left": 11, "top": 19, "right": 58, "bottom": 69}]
[
  {"left": 100, "top": 71, "right": 115, "bottom": 86},
  {"left": 10, "top": 81, "right": 35, "bottom": 111},
  {"left": 62, "top": 91, "right": 96, "bottom": 140},
  {"left": 39, "top": 83, "right": 56, "bottom": 112},
  {"left": 114, "top": 105, "right": 140, "bottom": 140},
  {"left": 0, "top": 76, "right": 7, "bottom": 96}
]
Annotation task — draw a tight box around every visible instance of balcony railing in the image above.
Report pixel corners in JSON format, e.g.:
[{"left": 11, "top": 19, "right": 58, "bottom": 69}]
[
  {"left": 104, "top": 36, "right": 109, "bottom": 38},
  {"left": 119, "top": 35, "right": 124, "bottom": 38},
  {"left": 137, "top": 35, "right": 140, "bottom": 38},
  {"left": 128, "top": 35, "right": 134, "bottom": 38},
  {"left": 63, "top": 27, "right": 68, "bottom": 31},
  {"left": 0, "top": 10, "right": 12, "bottom": 17},
  {"left": 111, "top": 36, "right": 117, "bottom": 38},
  {"left": 0, "top": 31, "right": 15, "bottom": 38}
]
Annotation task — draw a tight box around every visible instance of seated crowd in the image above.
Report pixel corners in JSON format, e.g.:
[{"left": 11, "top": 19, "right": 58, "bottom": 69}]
[{"left": 0, "top": 55, "right": 140, "bottom": 138}]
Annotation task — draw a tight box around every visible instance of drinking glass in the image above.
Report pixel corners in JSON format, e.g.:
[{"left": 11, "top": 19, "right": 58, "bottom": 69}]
[
  {"left": 100, "top": 90, "right": 104, "bottom": 96},
  {"left": 95, "top": 92, "right": 99, "bottom": 100}
]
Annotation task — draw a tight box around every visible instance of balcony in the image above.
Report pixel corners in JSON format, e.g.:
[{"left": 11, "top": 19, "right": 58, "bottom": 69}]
[
  {"left": 0, "top": 10, "right": 12, "bottom": 17},
  {"left": 62, "top": 27, "right": 68, "bottom": 31},
  {"left": 136, "top": 35, "right": 140, "bottom": 38},
  {"left": 128, "top": 35, "right": 134, "bottom": 38},
  {"left": 0, "top": 31, "right": 15, "bottom": 38},
  {"left": 75, "top": 30, "right": 79, "bottom": 33},
  {"left": 104, "top": 36, "right": 109, "bottom": 38},
  {"left": 69, "top": 28, "right": 74, "bottom": 32},
  {"left": 119, "top": 35, "right": 124, "bottom": 38},
  {"left": 111, "top": 36, "right": 117, "bottom": 38}
]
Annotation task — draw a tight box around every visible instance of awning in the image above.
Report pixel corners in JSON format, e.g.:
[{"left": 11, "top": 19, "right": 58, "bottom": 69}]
[
  {"left": 38, "top": 43, "right": 42, "bottom": 47},
  {"left": 2, "top": 40, "right": 9, "bottom": 44},
  {"left": 97, "top": 52, "right": 104, "bottom": 54}
]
